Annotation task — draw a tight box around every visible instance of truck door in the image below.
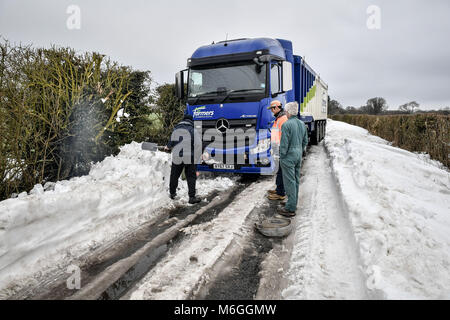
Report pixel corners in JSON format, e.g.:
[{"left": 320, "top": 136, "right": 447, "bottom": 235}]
[
  {"left": 270, "top": 62, "right": 281, "bottom": 98},
  {"left": 270, "top": 61, "right": 287, "bottom": 107}
]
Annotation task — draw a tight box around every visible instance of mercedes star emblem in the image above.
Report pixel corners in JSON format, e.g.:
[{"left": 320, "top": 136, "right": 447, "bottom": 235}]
[{"left": 216, "top": 118, "right": 230, "bottom": 133}]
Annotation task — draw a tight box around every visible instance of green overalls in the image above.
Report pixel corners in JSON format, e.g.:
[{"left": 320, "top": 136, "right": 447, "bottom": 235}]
[{"left": 279, "top": 117, "right": 309, "bottom": 212}]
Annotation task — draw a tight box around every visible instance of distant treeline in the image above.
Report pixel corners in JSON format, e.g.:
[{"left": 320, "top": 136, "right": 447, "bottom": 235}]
[
  {"left": 328, "top": 97, "right": 449, "bottom": 116},
  {"left": 330, "top": 114, "right": 450, "bottom": 168},
  {"left": 0, "top": 40, "right": 183, "bottom": 201}
]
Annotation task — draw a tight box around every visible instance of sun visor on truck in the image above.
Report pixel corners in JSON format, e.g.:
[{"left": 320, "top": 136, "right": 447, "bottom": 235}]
[{"left": 187, "top": 50, "right": 285, "bottom": 67}]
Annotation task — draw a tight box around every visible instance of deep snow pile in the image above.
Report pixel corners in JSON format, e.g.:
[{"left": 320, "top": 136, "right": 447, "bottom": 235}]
[
  {"left": 0, "top": 142, "right": 234, "bottom": 295},
  {"left": 324, "top": 119, "right": 450, "bottom": 299}
]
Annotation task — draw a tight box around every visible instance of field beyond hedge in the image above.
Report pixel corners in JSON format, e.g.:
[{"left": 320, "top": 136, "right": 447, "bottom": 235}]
[{"left": 330, "top": 114, "right": 450, "bottom": 169}]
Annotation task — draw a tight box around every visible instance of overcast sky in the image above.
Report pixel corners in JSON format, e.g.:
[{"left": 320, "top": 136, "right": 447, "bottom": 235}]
[{"left": 1, "top": 0, "right": 449, "bottom": 109}]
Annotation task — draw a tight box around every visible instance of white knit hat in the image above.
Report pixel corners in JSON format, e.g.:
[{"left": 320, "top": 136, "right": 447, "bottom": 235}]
[{"left": 285, "top": 101, "right": 299, "bottom": 116}]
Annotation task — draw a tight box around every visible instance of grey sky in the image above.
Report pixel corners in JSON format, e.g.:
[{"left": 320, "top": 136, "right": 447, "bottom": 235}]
[{"left": 1, "top": 0, "right": 449, "bottom": 109}]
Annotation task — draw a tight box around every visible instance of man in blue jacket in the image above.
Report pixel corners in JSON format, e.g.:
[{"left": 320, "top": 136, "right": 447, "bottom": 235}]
[
  {"left": 166, "top": 114, "right": 202, "bottom": 204},
  {"left": 278, "top": 102, "right": 308, "bottom": 217}
]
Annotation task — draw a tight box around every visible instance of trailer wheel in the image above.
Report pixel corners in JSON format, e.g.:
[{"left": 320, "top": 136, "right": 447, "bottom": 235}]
[
  {"left": 318, "top": 121, "right": 322, "bottom": 142},
  {"left": 310, "top": 121, "right": 319, "bottom": 145},
  {"left": 320, "top": 121, "right": 324, "bottom": 142}
]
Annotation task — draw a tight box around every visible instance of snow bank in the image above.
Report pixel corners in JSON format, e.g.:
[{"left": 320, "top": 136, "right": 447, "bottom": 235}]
[
  {"left": 0, "top": 142, "right": 234, "bottom": 295},
  {"left": 325, "top": 119, "right": 450, "bottom": 299}
]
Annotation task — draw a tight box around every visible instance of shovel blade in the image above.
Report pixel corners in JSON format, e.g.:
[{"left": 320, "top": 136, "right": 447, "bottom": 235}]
[{"left": 141, "top": 142, "right": 158, "bottom": 151}]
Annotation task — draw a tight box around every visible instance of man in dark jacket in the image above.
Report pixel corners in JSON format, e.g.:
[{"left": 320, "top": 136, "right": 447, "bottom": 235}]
[
  {"left": 267, "top": 100, "right": 288, "bottom": 201},
  {"left": 166, "top": 114, "right": 202, "bottom": 204}
]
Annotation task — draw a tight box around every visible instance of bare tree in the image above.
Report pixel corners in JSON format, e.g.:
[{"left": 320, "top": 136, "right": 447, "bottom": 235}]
[
  {"left": 366, "top": 97, "right": 388, "bottom": 114},
  {"left": 399, "top": 101, "right": 420, "bottom": 113},
  {"left": 328, "top": 98, "right": 344, "bottom": 115}
]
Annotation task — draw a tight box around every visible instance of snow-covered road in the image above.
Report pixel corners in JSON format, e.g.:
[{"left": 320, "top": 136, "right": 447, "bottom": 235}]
[
  {"left": 1, "top": 119, "right": 449, "bottom": 300},
  {"left": 281, "top": 144, "right": 369, "bottom": 299},
  {"left": 125, "top": 179, "right": 273, "bottom": 300}
]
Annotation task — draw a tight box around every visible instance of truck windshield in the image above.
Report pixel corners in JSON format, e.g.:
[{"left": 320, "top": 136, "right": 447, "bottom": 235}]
[{"left": 188, "top": 62, "right": 266, "bottom": 98}]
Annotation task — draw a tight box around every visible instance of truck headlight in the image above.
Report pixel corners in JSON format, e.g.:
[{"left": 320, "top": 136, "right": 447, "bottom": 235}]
[{"left": 250, "top": 138, "right": 271, "bottom": 154}]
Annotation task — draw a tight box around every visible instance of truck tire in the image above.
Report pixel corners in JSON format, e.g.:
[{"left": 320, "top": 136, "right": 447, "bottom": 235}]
[
  {"left": 319, "top": 121, "right": 324, "bottom": 141},
  {"left": 318, "top": 121, "right": 322, "bottom": 142},
  {"left": 310, "top": 121, "right": 319, "bottom": 145}
]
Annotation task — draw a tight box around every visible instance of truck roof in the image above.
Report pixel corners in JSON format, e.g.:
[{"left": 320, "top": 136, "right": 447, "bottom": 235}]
[{"left": 191, "top": 38, "right": 287, "bottom": 60}]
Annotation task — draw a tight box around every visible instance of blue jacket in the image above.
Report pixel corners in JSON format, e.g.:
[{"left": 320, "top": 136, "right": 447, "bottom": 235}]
[{"left": 167, "top": 119, "right": 202, "bottom": 164}]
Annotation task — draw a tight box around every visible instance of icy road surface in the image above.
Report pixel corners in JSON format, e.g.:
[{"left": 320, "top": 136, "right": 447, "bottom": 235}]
[
  {"left": 125, "top": 179, "right": 273, "bottom": 300},
  {"left": 281, "top": 143, "right": 369, "bottom": 299},
  {"left": 0, "top": 119, "right": 449, "bottom": 300}
]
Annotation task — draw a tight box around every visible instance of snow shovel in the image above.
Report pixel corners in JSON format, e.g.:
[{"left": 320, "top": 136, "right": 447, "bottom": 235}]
[
  {"left": 141, "top": 142, "right": 170, "bottom": 153},
  {"left": 255, "top": 217, "right": 293, "bottom": 238}
]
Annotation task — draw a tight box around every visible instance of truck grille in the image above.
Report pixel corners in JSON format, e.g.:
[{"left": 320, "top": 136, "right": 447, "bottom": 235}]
[{"left": 195, "top": 118, "right": 257, "bottom": 151}]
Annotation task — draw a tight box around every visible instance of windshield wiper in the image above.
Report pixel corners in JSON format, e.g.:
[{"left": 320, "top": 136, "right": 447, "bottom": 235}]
[
  {"left": 220, "top": 89, "right": 263, "bottom": 103},
  {"left": 190, "top": 91, "right": 220, "bottom": 105}
]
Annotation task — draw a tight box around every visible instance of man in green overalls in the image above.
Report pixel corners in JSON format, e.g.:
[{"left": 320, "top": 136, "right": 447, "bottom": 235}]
[{"left": 278, "top": 102, "right": 308, "bottom": 217}]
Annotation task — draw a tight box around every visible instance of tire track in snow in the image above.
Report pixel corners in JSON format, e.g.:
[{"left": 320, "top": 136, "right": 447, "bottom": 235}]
[
  {"left": 280, "top": 143, "right": 368, "bottom": 300},
  {"left": 10, "top": 184, "right": 242, "bottom": 300},
  {"left": 122, "top": 178, "right": 274, "bottom": 300}
]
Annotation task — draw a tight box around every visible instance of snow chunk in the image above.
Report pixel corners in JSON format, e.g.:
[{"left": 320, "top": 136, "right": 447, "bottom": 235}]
[{"left": 29, "top": 184, "right": 44, "bottom": 195}]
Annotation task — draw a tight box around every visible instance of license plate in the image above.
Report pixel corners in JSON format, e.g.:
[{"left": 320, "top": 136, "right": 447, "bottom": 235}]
[{"left": 213, "top": 164, "right": 235, "bottom": 170}]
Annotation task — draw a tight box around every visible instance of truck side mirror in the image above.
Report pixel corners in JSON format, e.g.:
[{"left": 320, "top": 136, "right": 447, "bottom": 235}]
[{"left": 175, "top": 71, "right": 185, "bottom": 100}]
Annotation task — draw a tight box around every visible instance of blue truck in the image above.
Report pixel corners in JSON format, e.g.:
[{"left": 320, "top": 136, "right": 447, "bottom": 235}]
[{"left": 175, "top": 38, "right": 328, "bottom": 174}]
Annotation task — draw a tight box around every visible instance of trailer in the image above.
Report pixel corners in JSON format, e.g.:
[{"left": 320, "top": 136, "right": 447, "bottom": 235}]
[
  {"left": 175, "top": 38, "right": 328, "bottom": 174},
  {"left": 294, "top": 55, "right": 328, "bottom": 145}
]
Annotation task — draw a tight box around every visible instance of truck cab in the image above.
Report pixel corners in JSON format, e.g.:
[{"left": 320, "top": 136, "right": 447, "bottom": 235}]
[{"left": 175, "top": 38, "right": 327, "bottom": 175}]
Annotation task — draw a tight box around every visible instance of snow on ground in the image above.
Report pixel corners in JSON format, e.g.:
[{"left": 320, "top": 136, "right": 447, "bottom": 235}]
[
  {"left": 282, "top": 144, "right": 369, "bottom": 300},
  {"left": 0, "top": 142, "right": 235, "bottom": 297},
  {"left": 319, "top": 119, "right": 450, "bottom": 299},
  {"left": 1, "top": 120, "right": 449, "bottom": 300},
  {"left": 125, "top": 179, "right": 273, "bottom": 300}
]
